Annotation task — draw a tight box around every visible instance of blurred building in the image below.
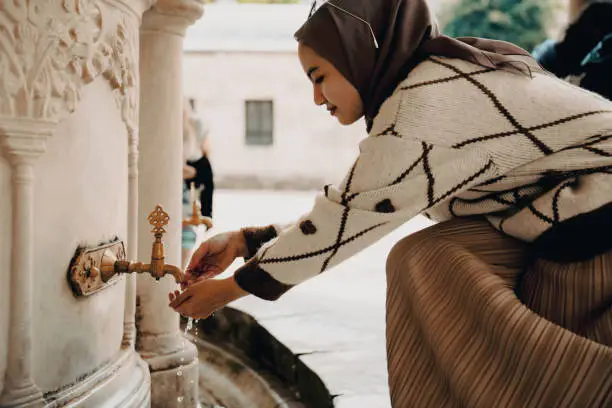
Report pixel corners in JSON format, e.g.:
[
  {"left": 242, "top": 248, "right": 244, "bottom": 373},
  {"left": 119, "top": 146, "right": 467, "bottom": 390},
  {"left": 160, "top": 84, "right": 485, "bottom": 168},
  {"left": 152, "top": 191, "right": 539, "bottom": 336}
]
[
  {"left": 182, "top": 2, "right": 367, "bottom": 190},
  {"left": 181, "top": 0, "right": 448, "bottom": 190}
]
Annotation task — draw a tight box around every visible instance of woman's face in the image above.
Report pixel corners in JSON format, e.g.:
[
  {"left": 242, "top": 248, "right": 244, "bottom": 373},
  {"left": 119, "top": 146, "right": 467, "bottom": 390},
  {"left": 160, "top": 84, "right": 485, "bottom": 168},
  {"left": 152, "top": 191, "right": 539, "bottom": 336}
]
[{"left": 298, "top": 43, "right": 364, "bottom": 125}]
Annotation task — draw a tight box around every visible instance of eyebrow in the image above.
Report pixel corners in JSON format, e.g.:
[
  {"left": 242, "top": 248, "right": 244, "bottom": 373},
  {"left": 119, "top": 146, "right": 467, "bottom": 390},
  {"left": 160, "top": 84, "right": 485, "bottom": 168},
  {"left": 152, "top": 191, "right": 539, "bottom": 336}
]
[{"left": 307, "top": 66, "right": 319, "bottom": 80}]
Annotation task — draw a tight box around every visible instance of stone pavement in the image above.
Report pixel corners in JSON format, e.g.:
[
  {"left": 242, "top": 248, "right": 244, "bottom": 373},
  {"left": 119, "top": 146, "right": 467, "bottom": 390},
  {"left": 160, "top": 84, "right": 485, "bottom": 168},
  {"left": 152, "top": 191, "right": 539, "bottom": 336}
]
[{"left": 205, "top": 190, "right": 434, "bottom": 407}]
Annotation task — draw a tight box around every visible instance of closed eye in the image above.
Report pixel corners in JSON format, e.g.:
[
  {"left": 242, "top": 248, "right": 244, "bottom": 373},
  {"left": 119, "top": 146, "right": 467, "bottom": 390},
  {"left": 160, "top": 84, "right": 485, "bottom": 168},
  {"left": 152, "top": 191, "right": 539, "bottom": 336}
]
[{"left": 314, "top": 76, "right": 325, "bottom": 84}]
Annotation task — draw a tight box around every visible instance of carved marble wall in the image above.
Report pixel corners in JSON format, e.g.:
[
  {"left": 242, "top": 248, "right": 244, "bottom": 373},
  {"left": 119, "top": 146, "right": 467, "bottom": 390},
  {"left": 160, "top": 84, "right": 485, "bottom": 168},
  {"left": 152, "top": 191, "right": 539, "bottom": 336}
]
[{"left": 0, "top": 0, "right": 201, "bottom": 406}]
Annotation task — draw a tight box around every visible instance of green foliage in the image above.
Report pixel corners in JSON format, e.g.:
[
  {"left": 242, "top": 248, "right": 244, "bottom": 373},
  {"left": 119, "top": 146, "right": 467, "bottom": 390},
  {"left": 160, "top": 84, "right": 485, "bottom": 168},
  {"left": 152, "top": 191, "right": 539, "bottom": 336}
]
[{"left": 441, "top": 0, "right": 558, "bottom": 52}]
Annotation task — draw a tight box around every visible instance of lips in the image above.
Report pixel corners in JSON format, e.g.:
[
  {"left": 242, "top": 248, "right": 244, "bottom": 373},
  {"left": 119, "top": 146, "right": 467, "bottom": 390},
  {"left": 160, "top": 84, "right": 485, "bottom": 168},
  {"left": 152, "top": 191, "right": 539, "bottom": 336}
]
[{"left": 328, "top": 106, "right": 337, "bottom": 116}]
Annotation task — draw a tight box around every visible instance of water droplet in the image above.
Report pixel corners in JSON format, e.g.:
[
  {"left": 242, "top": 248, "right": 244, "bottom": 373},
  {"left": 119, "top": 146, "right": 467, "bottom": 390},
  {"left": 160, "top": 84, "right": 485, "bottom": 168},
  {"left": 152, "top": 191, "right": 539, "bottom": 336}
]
[
  {"left": 177, "top": 370, "right": 183, "bottom": 377},
  {"left": 183, "top": 317, "right": 193, "bottom": 335},
  {"left": 190, "top": 380, "right": 195, "bottom": 384},
  {"left": 180, "top": 357, "right": 185, "bottom": 362},
  {"left": 177, "top": 396, "right": 184, "bottom": 403}
]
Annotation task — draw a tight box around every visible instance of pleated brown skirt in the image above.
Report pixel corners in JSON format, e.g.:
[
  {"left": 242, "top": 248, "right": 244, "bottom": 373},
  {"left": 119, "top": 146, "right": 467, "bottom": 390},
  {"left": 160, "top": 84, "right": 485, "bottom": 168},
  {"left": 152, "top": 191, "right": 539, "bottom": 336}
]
[{"left": 385, "top": 218, "right": 612, "bottom": 408}]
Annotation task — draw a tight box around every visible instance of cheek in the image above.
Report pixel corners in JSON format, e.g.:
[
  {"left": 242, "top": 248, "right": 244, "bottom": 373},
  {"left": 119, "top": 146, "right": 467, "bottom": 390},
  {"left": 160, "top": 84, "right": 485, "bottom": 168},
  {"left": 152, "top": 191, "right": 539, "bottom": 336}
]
[
  {"left": 322, "top": 79, "right": 363, "bottom": 118},
  {"left": 325, "top": 84, "right": 352, "bottom": 110},
  {"left": 341, "top": 90, "right": 363, "bottom": 120},
  {"left": 321, "top": 83, "right": 339, "bottom": 104},
  {"left": 350, "top": 92, "right": 363, "bottom": 114},
  {"left": 339, "top": 85, "right": 362, "bottom": 113}
]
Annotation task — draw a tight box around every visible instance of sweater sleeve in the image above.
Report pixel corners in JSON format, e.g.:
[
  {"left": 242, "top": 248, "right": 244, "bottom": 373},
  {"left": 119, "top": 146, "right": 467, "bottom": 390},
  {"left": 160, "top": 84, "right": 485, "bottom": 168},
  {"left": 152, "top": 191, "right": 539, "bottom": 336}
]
[
  {"left": 241, "top": 223, "right": 293, "bottom": 261},
  {"left": 234, "top": 133, "right": 498, "bottom": 301}
]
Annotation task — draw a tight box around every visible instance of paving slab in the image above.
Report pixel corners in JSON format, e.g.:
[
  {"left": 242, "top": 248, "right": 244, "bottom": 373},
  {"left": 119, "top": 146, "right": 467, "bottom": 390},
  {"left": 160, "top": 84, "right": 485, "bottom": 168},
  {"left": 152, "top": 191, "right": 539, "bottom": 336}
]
[{"left": 298, "top": 348, "right": 390, "bottom": 396}]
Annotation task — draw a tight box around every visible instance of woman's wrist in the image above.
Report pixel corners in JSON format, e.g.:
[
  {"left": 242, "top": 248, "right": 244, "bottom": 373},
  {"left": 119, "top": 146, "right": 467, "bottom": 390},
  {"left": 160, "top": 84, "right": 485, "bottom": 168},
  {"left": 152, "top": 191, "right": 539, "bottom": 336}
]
[
  {"left": 239, "top": 225, "right": 279, "bottom": 260},
  {"left": 225, "top": 275, "right": 248, "bottom": 299},
  {"left": 231, "top": 230, "right": 249, "bottom": 258}
]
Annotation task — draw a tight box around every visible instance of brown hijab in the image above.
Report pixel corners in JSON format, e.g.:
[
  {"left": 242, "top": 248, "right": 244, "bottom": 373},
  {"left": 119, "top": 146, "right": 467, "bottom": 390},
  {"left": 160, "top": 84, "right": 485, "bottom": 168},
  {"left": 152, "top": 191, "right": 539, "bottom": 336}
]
[{"left": 295, "top": 0, "right": 543, "bottom": 130}]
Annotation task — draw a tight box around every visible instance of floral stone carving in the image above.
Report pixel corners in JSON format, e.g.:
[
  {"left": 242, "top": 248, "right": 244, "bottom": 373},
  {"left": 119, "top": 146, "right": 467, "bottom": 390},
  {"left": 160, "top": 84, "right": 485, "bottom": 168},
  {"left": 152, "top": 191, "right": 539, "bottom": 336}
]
[{"left": 0, "top": 0, "right": 138, "bottom": 129}]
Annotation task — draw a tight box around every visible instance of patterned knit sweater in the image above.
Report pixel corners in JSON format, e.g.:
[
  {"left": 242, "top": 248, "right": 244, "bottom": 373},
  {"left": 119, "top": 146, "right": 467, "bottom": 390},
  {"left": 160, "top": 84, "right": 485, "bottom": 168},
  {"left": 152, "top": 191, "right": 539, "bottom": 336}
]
[{"left": 235, "top": 56, "right": 612, "bottom": 301}]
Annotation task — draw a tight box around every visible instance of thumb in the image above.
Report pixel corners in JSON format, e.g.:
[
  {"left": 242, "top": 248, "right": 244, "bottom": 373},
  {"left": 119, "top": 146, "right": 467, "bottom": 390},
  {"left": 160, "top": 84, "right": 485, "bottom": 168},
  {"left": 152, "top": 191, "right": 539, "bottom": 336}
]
[{"left": 187, "top": 241, "right": 210, "bottom": 271}]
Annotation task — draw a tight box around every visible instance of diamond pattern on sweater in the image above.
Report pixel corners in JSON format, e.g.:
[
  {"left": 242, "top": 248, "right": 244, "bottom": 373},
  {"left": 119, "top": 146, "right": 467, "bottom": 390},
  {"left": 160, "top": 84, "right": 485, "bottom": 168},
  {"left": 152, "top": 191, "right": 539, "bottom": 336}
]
[
  {"left": 376, "top": 124, "right": 401, "bottom": 138},
  {"left": 552, "top": 179, "right": 580, "bottom": 222},
  {"left": 430, "top": 160, "right": 496, "bottom": 209},
  {"left": 389, "top": 142, "right": 433, "bottom": 186},
  {"left": 319, "top": 161, "right": 360, "bottom": 272},
  {"left": 453, "top": 112, "right": 612, "bottom": 149},
  {"left": 429, "top": 58, "right": 554, "bottom": 155},
  {"left": 258, "top": 161, "right": 383, "bottom": 273},
  {"left": 449, "top": 165, "right": 612, "bottom": 227},
  {"left": 528, "top": 203, "right": 555, "bottom": 224},
  {"left": 400, "top": 66, "right": 496, "bottom": 90},
  {"left": 259, "top": 222, "right": 388, "bottom": 265},
  {"left": 422, "top": 141, "right": 436, "bottom": 206}
]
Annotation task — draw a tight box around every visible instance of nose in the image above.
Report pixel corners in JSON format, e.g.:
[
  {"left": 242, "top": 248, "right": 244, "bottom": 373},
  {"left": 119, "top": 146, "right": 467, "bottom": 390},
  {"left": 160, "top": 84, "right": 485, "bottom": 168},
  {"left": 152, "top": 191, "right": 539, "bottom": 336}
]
[{"left": 313, "top": 85, "right": 325, "bottom": 106}]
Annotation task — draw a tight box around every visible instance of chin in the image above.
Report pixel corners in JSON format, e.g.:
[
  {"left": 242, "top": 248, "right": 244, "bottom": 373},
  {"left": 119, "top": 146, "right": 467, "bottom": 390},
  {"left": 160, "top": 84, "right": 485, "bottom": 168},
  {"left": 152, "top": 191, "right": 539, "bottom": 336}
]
[{"left": 336, "top": 115, "right": 360, "bottom": 126}]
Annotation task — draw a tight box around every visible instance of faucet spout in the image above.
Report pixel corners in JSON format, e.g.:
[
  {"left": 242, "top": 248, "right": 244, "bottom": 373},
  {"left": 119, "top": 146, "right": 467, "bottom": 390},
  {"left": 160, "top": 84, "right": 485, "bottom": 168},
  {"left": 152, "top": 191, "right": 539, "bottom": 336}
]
[
  {"left": 99, "top": 257, "right": 184, "bottom": 284},
  {"left": 163, "top": 264, "right": 185, "bottom": 284}
]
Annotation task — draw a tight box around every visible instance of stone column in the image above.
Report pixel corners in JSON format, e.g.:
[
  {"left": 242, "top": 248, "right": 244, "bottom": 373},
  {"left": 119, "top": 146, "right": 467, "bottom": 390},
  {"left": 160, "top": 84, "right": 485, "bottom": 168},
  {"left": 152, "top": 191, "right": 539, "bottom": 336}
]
[
  {"left": 123, "top": 0, "right": 156, "bottom": 350},
  {"left": 137, "top": 1, "right": 204, "bottom": 407},
  {"left": 0, "top": 119, "right": 52, "bottom": 407},
  {"left": 122, "top": 128, "right": 140, "bottom": 348}
]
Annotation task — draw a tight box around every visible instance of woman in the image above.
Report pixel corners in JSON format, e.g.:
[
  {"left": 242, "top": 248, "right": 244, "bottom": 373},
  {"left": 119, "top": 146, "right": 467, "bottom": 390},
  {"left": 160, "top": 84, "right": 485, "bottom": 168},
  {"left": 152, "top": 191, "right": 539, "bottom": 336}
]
[
  {"left": 181, "top": 101, "right": 213, "bottom": 269},
  {"left": 170, "top": 0, "right": 612, "bottom": 406},
  {"left": 185, "top": 99, "right": 215, "bottom": 219}
]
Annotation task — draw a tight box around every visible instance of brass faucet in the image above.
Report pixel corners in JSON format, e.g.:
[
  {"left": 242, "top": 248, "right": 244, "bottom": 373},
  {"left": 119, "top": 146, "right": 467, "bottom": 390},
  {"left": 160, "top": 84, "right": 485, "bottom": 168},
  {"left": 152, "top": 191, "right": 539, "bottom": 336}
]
[
  {"left": 90, "top": 205, "right": 185, "bottom": 284},
  {"left": 182, "top": 182, "right": 213, "bottom": 230}
]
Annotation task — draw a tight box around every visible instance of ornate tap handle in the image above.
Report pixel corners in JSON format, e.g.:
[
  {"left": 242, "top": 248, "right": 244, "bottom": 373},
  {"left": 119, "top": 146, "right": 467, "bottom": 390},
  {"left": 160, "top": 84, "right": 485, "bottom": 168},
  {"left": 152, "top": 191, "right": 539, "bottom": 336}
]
[
  {"left": 148, "top": 204, "right": 170, "bottom": 237},
  {"left": 147, "top": 204, "right": 174, "bottom": 280}
]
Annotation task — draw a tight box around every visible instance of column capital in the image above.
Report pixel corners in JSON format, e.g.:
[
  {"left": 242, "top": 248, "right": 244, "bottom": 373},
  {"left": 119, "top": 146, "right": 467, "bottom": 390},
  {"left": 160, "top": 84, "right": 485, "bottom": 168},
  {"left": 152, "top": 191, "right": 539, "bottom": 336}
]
[
  {"left": 142, "top": 0, "right": 204, "bottom": 36},
  {"left": 0, "top": 118, "right": 55, "bottom": 166}
]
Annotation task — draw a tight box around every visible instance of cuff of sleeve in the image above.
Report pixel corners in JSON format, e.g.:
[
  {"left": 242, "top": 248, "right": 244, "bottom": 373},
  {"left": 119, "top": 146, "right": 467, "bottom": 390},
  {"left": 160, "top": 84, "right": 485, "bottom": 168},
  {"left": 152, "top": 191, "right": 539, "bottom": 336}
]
[
  {"left": 241, "top": 225, "right": 279, "bottom": 261},
  {"left": 234, "top": 259, "right": 293, "bottom": 301}
]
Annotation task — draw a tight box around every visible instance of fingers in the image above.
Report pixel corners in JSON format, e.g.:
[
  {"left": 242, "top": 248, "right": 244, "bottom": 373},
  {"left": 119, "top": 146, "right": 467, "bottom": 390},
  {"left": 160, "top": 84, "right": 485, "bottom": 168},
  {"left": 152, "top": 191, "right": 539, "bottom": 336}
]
[
  {"left": 180, "top": 275, "right": 206, "bottom": 291},
  {"left": 202, "top": 270, "right": 217, "bottom": 279},
  {"left": 173, "top": 296, "right": 207, "bottom": 318},
  {"left": 174, "top": 300, "right": 216, "bottom": 320},
  {"left": 168, "top": 290, "right": 180, "bottom": 302},
  {"left": 169, "top": 288, "right": 192, "bottom": 309},
  {"left": 168, "top": 278, "right": 227, "bottom": 319},
  {"left": 181, "top": 275, "right": 200, "bottom": 290},
  {"left": 173, "top": 300, "right": 194, "bottom": 317},
  {"left": 187, "top": 242, "right": 210, "bottom": 271}
]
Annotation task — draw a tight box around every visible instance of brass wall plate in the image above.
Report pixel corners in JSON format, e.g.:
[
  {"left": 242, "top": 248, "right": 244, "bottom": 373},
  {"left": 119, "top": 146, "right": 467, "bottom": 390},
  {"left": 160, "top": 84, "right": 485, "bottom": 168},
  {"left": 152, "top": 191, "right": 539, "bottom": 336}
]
[{"left": 68, "top": 240, "right": 126, "bottom": 297}]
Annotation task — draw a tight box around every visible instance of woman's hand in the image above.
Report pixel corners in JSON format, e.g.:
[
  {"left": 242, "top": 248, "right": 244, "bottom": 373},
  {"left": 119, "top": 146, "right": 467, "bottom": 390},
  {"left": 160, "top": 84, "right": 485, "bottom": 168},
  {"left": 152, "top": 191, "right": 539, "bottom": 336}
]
[
  {"left": 168, "top": 276, "right": 248, "bottom": 319},
  {"left": 183, "top": 164, "right": 196, "bottom": 180},
  {"left": 181, "top": 231, "right": 248, "bottom": 289}
]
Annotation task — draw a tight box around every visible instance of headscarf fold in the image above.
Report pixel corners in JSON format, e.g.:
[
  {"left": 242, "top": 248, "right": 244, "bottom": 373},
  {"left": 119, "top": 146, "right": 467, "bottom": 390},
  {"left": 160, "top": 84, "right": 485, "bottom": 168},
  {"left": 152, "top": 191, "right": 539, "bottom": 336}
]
[{"left": 295, "top": 0, "right": 543, "bottom": 130}]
